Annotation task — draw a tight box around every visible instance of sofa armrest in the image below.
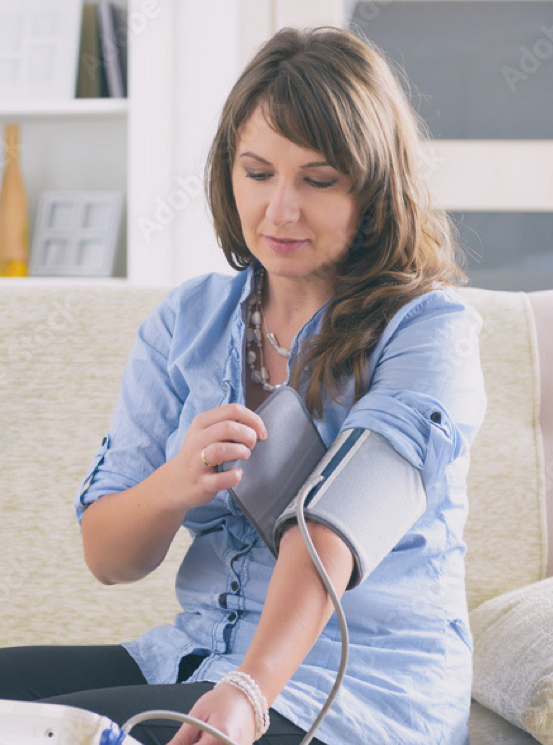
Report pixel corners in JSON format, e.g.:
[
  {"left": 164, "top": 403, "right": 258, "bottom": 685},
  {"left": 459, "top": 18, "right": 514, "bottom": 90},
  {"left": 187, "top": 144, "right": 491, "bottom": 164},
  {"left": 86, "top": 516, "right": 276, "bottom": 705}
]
[{"left": 528, "top": 290, "right": 553, "bottom": 578}]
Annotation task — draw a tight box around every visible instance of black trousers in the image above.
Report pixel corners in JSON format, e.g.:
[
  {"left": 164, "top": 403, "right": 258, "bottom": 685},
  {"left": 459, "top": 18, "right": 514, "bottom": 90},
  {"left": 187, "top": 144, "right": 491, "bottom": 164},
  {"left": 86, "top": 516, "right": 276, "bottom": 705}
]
[{"left": 0, "top": 645, "right": 324, "bottom": 745}]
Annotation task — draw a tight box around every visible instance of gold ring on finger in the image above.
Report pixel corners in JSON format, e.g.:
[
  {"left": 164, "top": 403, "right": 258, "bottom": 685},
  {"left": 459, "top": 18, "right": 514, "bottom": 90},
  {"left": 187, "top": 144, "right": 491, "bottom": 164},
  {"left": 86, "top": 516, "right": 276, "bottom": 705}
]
[{"left": 201, "top": 449, "right": 213, "bottom": 468}]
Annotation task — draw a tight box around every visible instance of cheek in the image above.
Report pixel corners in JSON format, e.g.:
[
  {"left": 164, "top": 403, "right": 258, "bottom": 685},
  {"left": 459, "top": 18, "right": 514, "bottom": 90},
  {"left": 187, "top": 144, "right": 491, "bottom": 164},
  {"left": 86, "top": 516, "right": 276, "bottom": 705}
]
[
  {"left": 232, "top": 178, "right": 263, "bottom": 231},
  {"left": 322, "top": 198, "right": 360, "bottom": 244}
]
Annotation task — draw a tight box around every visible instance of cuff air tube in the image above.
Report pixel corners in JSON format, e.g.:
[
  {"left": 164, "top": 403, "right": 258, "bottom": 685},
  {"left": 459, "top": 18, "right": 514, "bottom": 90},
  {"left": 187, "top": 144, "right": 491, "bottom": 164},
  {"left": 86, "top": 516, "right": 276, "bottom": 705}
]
[{"left": 274, "top": 428, "right": 427, "bottom": 589}]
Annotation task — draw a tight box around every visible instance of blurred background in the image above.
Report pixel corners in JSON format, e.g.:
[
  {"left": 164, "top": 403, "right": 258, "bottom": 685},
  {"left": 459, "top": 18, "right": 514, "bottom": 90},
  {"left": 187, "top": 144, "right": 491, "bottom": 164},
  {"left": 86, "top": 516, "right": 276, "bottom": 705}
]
[{"left": 0, "top": 0, "right": 551, "bottom": 289}]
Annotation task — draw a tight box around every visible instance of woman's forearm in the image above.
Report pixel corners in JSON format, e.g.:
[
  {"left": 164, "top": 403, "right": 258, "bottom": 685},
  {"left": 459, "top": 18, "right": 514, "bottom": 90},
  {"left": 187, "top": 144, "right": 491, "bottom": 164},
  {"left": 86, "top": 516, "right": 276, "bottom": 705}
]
[
  {"left": 81, "top": 459, "right": 188, "bottom": 585},
  {"left": 237, "top": 522, "right": 354, "bottom": 707}
]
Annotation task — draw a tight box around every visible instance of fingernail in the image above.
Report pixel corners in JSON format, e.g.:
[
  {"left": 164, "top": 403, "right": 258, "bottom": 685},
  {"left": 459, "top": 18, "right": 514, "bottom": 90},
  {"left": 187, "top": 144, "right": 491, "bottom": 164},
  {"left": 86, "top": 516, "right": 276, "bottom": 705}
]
[{"left": 260, "top": 428, "right": 268, "bottom": 440}]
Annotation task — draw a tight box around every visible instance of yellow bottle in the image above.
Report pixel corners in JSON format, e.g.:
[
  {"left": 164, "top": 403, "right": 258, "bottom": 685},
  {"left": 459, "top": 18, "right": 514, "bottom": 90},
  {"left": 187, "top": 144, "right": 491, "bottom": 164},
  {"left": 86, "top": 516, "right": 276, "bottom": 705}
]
[{"left": 0, "top": 123, "right": 29, "bottom": 276}]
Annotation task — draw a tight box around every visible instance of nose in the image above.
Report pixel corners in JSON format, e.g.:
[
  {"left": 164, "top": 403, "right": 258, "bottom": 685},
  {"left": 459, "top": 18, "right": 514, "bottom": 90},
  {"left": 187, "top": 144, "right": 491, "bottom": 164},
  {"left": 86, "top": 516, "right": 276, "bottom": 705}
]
[{"left": 265, "top": 181, "right": 300, "bottom": 226}]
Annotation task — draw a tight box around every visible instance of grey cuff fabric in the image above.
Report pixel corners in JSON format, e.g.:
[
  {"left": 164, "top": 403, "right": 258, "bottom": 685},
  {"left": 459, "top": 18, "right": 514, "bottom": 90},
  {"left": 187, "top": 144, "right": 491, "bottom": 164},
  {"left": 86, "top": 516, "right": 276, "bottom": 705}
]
[{"left": 274, "top": 429, "right": 427, "bottom": 589}]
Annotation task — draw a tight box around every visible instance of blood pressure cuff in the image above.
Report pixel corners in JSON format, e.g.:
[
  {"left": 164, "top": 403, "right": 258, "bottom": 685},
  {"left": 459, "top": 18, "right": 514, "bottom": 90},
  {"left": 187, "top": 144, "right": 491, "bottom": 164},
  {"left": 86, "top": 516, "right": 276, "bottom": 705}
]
[
  {"left": 221, "top": 387, "right": 427, "bottom": 590},
  {"left": 273, "top": 428, "right": 427, "bottom": 589}
]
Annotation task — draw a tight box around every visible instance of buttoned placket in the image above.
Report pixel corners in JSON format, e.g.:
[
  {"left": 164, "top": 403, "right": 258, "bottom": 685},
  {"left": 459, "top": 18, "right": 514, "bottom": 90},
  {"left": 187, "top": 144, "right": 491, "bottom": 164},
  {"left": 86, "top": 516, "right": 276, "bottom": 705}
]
[
  {"left": 217, "top": 292, "right": 258, "bottom": 650},
  {"left": 216, "top": 536, "right": 258, "bottom": 652},
  {"left": 215, "top": 270, "right": 331, "bottom": 654}
]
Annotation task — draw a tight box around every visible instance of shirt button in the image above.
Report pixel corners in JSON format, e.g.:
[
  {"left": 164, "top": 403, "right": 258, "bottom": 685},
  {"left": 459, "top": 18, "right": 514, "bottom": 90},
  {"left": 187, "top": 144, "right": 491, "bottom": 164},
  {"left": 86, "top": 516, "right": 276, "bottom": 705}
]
[
  {"left": 218, "top": 593, "right": 228, "bottom": 608},
  {"left": 228, "top": 612, "right": 238, "bottom": 622},
  {"left": 430, "top": 411, "right": 442, "bottom": 423},
  {"left": 231, "top": 581, "right": 239, "bottom": 592}
]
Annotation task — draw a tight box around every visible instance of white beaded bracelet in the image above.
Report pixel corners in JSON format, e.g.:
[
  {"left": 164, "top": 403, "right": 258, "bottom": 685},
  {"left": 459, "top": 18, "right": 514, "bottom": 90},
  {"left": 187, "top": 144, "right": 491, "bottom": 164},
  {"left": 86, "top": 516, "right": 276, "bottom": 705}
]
[{"left": 216, "top": 670, "right": 270, "bottom": 740}]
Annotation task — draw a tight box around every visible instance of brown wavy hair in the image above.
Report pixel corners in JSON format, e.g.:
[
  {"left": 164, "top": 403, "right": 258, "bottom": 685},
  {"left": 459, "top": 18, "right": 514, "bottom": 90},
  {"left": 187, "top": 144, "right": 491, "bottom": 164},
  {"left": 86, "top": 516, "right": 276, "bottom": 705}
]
[{"left": 205, "top": 25, "right": 468, "bottom": 416}]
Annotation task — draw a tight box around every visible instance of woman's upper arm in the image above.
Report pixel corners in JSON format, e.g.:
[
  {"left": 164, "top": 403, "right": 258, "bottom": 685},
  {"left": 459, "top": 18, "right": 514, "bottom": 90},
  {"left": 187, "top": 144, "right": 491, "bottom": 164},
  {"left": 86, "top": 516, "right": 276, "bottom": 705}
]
[{"left": 340, "top": 289, "right": 488, "bottom": 492}]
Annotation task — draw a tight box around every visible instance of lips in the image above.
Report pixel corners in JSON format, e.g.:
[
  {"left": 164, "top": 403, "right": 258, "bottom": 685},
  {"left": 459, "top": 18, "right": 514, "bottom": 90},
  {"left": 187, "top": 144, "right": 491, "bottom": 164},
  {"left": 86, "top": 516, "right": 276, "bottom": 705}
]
[{"left": 263, "top": 235, "right": 308, "bottom": 253}]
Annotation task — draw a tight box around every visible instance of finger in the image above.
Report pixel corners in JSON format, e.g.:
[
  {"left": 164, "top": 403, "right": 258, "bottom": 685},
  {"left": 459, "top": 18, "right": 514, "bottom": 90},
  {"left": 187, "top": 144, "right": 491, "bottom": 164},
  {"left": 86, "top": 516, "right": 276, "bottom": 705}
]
[
  {"left": 196, "top": 404, "right": 267, "bottom": 440},
  {"left": 201, "top": 442, "right": 251, "bottom": 469},
  {"left": 202, "top": 467, "right": 243, "bottom": 493},
  {"left": 204, "top": 420, "right": 260, "bottom": 451}
]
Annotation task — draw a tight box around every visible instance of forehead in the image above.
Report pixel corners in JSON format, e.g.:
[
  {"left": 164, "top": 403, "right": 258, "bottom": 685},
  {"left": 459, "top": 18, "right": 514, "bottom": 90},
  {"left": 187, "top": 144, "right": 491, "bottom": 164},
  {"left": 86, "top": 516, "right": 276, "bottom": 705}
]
[{"left": 235, "top": 104, "right": 325, "bottom": 161}]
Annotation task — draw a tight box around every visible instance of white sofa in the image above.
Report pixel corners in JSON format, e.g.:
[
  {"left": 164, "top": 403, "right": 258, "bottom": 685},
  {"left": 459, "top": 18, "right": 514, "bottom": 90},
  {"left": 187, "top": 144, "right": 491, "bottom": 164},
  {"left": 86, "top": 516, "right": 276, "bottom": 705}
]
[{"left": 0, "top": 280, "right": 552, "bottom": 744}]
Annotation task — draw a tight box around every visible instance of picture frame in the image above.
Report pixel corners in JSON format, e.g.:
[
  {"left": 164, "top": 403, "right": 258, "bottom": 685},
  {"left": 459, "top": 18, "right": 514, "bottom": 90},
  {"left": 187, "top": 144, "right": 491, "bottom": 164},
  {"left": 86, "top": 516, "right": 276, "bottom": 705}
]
[
  {"left": 0, "top": 0, "right": 83, "bottom": 101},
  {"left": 29, "top": 190, "right": 123, "bottom": 277}
]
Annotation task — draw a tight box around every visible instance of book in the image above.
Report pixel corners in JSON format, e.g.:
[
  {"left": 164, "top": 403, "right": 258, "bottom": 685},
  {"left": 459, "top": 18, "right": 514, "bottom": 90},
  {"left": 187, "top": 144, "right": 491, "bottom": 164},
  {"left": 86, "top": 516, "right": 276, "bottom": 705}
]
[
  {"left": 76, "top": 3, "right": 100, "bottom": 98},
  {"left": 97, "top": 10, "right": 110, "bottom": 99},
  {"left": 97, "top": 1, "right": 125, "bottom": 98},
  {"left": 112, "top": 4, "right": 128, "bottom": 96}
]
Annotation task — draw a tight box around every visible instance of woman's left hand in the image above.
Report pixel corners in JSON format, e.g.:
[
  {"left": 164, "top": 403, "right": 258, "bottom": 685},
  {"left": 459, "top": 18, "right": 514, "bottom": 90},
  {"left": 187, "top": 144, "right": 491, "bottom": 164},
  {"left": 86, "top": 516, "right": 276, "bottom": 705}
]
[{"left": 166, "top": 684, "right": 257, "bottom": 745}]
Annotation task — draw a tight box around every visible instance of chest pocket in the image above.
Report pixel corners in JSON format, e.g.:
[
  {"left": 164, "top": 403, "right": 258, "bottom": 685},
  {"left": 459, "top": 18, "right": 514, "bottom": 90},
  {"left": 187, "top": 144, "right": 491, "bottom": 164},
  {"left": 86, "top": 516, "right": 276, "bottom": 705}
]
[{"left": 165, "top": 383, "right": 236, "bottom": 462}]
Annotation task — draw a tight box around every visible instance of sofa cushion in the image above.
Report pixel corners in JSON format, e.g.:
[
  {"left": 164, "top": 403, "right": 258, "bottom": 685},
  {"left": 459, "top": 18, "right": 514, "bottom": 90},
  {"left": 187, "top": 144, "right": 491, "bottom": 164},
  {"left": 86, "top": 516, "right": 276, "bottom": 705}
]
[
  {"left": 469, "top": 700, "right": 541, "bottom": 745},
  {"left": 0, "top": 283, "right": 190, "bottom": 646},
  {"left": 470, "top": 576, "right": 553, "bottom": 745},
  {"left": 459, "top": 288, "right": 548, "bottom": 611}
]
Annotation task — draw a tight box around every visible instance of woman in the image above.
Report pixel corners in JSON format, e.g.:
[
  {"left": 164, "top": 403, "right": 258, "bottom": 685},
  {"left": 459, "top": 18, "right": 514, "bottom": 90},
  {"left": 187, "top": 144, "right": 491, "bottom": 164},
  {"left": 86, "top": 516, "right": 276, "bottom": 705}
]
[{"left": 0, "top": 26, "right": 487, "bottom": 745}]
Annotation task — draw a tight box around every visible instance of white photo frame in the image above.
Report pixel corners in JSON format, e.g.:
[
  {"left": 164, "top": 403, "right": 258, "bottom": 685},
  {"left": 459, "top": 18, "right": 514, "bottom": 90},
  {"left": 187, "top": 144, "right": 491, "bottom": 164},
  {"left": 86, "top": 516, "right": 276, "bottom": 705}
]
[
  {"left": 30, "top": 190, "right": 123, "bottom": 277},
  {"left": 0, "top": 0, "right": 83, "bottom": 101}
]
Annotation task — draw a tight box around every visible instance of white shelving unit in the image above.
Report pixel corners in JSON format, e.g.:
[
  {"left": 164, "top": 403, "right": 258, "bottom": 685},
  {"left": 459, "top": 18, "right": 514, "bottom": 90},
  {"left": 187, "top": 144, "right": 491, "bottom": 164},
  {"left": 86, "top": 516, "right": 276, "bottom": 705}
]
[
  {"left": 0, "top": 0, "right": 129, "bottom": 283},
  {"left": 0, "top": 0, "right": 131, "bottom": 285}
]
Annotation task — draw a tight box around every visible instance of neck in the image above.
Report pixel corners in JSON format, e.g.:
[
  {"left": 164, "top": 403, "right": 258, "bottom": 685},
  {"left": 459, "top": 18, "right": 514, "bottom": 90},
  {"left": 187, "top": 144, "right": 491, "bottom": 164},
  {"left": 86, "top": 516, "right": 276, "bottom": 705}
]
[{"left": 261, "top": 271, "right": 334, "bottom": 334}]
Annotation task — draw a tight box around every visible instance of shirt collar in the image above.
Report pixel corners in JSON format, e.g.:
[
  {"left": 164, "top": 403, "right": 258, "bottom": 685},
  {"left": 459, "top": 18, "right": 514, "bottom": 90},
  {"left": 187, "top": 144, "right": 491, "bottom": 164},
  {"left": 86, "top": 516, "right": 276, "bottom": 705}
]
[{"left": 238, "top": 261, "right": 258, "bottom": 322}]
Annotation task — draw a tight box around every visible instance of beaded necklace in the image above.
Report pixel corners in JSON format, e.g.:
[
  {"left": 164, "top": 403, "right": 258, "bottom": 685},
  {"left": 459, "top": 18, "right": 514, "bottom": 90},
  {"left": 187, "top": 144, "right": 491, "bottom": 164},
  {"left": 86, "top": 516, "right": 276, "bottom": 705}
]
[{"left": 246, "top": 266, "right": 290, "bottom": 392}]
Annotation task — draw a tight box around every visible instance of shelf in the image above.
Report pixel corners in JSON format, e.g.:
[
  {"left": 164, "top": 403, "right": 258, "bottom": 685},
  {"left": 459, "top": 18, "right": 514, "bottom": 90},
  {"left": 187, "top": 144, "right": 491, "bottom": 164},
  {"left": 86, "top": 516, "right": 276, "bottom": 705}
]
[
  {"left": 0, "top": 99, "right": 128, "bottom": 120},
  {"left": 0, "top": 276, "right": 129, "bottom": 286}
]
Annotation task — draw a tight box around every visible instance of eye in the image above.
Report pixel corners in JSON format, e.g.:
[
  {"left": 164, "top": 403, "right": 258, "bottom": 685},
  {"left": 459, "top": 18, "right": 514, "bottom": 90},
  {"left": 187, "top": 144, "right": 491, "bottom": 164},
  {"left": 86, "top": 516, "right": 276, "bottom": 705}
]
[
  {"left": 305, "top": 178, "right": 338, "bottom": 189},
  {"left": 245, "top": 171, "right": 270, "bottom": 181}
]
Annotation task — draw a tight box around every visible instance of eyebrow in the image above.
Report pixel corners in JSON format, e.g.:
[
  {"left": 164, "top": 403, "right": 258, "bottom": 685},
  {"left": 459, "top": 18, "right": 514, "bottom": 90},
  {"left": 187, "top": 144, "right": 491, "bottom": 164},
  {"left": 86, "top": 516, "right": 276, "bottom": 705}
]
[{"left": 239, "top": 151, "right": 332, "bottom": 169}]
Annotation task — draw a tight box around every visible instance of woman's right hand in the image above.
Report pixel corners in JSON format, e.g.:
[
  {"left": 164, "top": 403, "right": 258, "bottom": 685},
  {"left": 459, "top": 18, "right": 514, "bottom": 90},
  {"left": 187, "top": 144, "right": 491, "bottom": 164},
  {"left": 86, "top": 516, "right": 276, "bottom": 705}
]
[
  {"left": 168, "top": 403, "right": 267, "bottom": 512},
  {"left": 81, "top": 403, "right": 266, "bottom": 585}
]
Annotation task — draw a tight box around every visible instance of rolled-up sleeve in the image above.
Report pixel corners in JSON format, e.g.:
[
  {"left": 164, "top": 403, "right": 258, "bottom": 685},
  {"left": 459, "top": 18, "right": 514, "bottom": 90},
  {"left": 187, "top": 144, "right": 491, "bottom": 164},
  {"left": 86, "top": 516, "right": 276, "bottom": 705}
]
[
  {"left": 340, "top": 289, "right": 487, "bottom": 493},
  {"left": 74, "top": 287, "right": 186, "bottom": 526}
]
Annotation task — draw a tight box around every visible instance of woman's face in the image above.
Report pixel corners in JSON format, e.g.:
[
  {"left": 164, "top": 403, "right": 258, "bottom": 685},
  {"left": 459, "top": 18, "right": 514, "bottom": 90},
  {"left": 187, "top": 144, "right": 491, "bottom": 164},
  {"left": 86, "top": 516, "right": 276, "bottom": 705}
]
[{"left": 231, "top": 104, "right": 360, "bottom": 287}]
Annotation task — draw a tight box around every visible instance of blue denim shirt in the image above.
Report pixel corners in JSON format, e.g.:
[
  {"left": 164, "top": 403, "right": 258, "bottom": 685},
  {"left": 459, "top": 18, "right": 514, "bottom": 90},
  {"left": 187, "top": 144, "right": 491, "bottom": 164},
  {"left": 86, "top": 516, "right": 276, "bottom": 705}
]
[{"left": 74, "top": 265, "right": 487, "bottom": 745}]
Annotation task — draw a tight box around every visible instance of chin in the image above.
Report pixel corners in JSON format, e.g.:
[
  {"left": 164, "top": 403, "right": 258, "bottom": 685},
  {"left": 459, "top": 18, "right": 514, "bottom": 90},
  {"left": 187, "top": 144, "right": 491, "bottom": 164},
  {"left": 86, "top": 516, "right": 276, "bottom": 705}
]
[{"left": 257, "top": 252, "right": 308, "bottom": 276}]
